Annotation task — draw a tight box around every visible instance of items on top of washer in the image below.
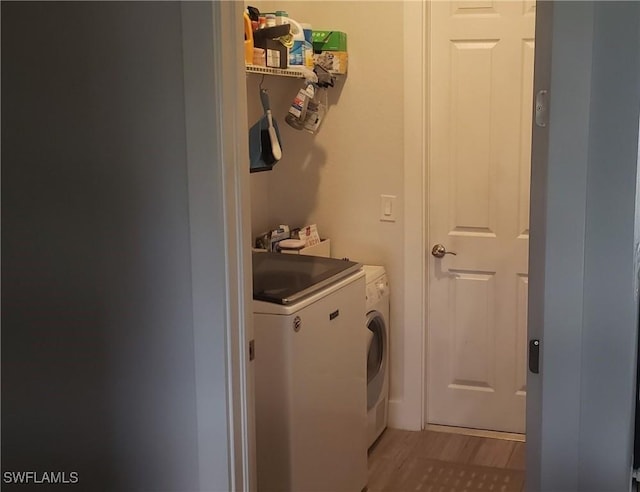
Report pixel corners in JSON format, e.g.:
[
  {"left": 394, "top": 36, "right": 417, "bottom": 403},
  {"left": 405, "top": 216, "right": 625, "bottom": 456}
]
[
  {"left": 254, "top": 223, "right": 325, "bottom": 253},
  {"left": 254, "top": 224, "right": 290, "bottom": 252},
  {"left": 278, "top": 238, "right": 306, "bottom": 251},
  {"left": 294, "top": 223, "right": 321, "bottom": 247}
]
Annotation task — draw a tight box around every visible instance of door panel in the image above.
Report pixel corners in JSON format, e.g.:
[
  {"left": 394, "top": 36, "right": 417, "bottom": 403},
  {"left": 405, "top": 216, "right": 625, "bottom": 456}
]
[
  {"left": 451, "top": 41, "right": 497, "bottom": 234},
  {"left": 428, "top": 0, "right": 535, "bottom": 433},
  {"left": 450, "top": 272, "right": 496, "bottom": 390}
]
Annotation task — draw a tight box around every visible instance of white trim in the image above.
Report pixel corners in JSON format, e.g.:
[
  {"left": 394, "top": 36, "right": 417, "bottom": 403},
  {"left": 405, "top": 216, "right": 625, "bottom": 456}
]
[
  {"left": 216, "top": 3, "right": 256, "bottom": 491},
  {"left": 391, "top": 0, "right": 426, "bottom": 431},
  {"left": 422, "top": 0, "right": 432, "bottom": 429},
  {"left": 182, "top": 2, "right": 254, "bottom": 491},
  {"left": 425, "top": 424, "right": 526, "bottom": 443},
  {"left": 181, "top": 4, "right": 232, "bottom": 489}
]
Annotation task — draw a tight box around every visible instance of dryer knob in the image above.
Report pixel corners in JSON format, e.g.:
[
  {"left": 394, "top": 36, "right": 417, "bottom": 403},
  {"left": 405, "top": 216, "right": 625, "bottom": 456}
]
[{"left": 376, "top": 280, "right": 387, "bottom": 296}]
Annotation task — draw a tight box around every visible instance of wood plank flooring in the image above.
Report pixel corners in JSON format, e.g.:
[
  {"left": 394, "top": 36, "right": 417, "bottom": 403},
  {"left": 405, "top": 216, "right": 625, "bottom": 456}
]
[{"left": 367, "top": 428, "right": 525, "bottom": 491}]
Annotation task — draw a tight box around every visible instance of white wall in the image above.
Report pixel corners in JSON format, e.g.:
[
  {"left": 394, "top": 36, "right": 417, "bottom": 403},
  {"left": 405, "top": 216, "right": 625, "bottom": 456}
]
[{"left": 247, "top": 1, "right": 412, "bottom": 421}]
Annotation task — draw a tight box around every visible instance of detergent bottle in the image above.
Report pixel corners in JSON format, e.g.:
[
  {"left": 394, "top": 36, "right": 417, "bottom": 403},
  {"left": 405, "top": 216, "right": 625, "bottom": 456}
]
[
  {"left": 287, "top": 18, "right": 306, "bottom": 66},
  {"left": 243, "top": 12, "right": 253, "bottom": 65}
]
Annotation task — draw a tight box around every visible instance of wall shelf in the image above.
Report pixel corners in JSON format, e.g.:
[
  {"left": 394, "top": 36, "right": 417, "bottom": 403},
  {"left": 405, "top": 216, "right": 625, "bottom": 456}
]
[{"left": 246, "top": 64, "right": 318, "bottom": 83}]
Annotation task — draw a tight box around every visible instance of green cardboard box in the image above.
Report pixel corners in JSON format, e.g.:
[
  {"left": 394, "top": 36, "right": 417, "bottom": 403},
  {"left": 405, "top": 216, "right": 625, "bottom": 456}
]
[{"left": 311, "top": 31, "right": 347, "bottom": 52}]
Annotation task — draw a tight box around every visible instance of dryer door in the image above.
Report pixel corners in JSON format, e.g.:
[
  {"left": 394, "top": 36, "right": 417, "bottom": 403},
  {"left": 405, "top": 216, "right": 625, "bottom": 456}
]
[{"left": 366, "top": 310, "right": 387, "bottom": 410}]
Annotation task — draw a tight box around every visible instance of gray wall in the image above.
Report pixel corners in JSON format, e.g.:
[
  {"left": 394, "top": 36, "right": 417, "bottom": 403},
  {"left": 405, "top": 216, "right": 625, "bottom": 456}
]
[
  {"left": 579, "top": 3, "right": 640, "bottom": 489},
  {"left": 2, "top": 2, "right": 229, "bottom": 490},
  {"left": 528, "top": 2, "right": 640, "bottom": 490}
]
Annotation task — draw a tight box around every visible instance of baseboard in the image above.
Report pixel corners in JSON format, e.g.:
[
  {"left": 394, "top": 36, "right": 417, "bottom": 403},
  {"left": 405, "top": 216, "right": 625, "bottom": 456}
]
[
  {"left": 388, "top": 398, "right": 422, "bottom": 431},
  {"left": 425, "top": 423, "right": 526, "bottom": 442}
]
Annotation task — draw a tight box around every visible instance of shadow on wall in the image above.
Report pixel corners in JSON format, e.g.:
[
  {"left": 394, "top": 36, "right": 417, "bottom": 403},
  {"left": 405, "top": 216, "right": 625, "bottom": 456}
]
[
  {"left": 268, "top": 136, "right": 327, "bottom": 228},
  {"left": 247, "top": 73, "right": 345, "bottom": 229},
  {"left": 327, "top": 75, "right": 347, "bottom": 106}
]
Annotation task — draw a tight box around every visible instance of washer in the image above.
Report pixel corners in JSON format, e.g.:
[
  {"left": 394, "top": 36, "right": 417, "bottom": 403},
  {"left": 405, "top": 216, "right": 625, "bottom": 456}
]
[
  {"left": 364, "top": 265, "right": 390, "bottom": 448},
  {"left": 252, "top": 253, "right": 368, "bottom": 492}
]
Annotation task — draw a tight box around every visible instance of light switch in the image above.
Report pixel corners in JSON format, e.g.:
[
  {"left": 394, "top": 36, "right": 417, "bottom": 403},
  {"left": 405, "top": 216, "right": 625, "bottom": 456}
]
[{"left": 380, "top": 194, "right": 396, "bottom": 222}]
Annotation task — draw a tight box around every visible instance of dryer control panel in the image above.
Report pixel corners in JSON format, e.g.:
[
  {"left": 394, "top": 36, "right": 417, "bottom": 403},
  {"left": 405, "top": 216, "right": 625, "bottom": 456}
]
[{"left": 366, "top": 274, "right": 389, "bottom": 309}]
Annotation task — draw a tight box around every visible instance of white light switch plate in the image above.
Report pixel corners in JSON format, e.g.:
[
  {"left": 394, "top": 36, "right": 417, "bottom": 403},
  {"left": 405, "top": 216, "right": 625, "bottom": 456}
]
[{"left": 380, "top": 194, "right": 397, "bottom": 222}]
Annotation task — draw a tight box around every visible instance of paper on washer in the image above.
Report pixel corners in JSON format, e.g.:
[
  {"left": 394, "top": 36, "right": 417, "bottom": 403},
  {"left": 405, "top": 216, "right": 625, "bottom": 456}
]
[{"left": 297, "top": 224, "right": 321, "bottom": 247}]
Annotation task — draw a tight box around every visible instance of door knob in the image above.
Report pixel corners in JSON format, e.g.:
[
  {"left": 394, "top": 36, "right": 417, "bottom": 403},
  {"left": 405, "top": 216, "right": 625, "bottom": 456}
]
[{"left": 431, "top": 244, "right": 457, "bottom": 259}]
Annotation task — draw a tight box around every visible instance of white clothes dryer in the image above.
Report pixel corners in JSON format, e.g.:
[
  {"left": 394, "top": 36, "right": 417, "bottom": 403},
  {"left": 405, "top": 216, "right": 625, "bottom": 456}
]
[{"left": 364, "top": 265, "right": 390, "bottom": 448}]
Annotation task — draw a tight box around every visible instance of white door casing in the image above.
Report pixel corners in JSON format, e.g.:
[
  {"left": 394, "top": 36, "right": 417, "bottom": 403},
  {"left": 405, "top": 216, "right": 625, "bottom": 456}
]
[
  {"left": 427, "top": 0, "right": 535, "bottom": 434},
  {"left": 187, "top": 2, "right": 256, "bottom": 490}
]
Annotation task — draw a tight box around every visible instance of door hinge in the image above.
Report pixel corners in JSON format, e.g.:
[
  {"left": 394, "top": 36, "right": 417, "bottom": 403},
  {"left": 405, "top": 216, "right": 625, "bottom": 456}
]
[
  {"left": 529, "top": 339, "right": 540, "bottom": 374},
  {"left": 249, "top": 339, "right": 255, "bottom": 361}
]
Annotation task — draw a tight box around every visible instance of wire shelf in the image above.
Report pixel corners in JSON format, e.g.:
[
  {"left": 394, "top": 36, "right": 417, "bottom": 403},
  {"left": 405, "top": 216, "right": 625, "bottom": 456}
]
[{"left": 246, "top": 64, "right": 318, "bottom": 83}]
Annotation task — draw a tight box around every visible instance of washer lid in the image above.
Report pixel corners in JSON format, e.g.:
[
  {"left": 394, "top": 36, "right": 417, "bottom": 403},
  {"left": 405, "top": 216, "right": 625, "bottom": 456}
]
[{"left": 253, "top": 252, "right": 362, "bottom": 305}]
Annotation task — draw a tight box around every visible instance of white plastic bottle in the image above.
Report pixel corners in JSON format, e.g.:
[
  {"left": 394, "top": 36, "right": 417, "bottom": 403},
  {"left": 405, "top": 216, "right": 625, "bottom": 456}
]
[{"left": 287, "top": 18, "right": 306, "bottom": 66}]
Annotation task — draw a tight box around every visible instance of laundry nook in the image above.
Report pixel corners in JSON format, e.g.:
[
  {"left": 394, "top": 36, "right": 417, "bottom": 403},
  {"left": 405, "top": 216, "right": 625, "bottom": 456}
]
[{"left": 4, "top": 1, "right": 640, "bottom": 492}]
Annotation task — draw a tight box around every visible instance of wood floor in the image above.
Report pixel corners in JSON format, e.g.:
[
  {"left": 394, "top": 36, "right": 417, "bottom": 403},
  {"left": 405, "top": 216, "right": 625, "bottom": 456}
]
[{"left": 367, "top": 428, "right": 525, "bottom": 492}]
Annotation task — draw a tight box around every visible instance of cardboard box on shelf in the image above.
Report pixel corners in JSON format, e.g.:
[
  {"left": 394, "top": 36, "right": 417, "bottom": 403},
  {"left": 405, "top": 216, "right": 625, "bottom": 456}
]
[
  {"left": 311, "top": 31, "right": 347, "bottom": 52},
  {"left": 253, "top": 38, "right": 287, "bottom": 69},
  {"left": 253, "top": 25, "right": 290, "bottom": 69},
  {"left": 313, "top": 51, "right": 348, "bottom": 75}
]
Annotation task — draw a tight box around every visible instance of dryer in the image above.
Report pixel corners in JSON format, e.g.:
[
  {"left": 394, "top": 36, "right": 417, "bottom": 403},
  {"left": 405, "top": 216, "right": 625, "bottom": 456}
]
[{"left": 364, "top": 265, "right": 390, "bottom": 448}]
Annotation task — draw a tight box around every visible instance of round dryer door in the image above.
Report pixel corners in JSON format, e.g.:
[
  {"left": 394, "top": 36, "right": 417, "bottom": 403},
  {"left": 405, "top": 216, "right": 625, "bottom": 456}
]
[{"left": 366, "top": 310, "right": 387, "bottom": 411}]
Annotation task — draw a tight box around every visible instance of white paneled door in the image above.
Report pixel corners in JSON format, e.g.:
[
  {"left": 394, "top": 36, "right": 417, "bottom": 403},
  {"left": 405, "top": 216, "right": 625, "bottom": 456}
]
[{"left": 427, "top": 0, "right": 535, "bottom": 434}]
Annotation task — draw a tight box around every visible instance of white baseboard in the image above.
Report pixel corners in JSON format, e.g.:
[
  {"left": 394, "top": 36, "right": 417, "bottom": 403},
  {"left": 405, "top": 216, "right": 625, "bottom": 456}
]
[
  {"left": 425, "top": 424, "right": 526, "bottom": 442},
  {"left": 388, "top": 398, "right": 422, "bottom": 431}
]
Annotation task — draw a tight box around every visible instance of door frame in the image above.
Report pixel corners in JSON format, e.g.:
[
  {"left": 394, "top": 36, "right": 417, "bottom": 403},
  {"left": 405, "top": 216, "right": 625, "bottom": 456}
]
[
  {"left": 395, "top": 0, "right": 428, "bottom": 432},
  {"left": 211, "top": 3, "right": 256, "bottom": 489},
  {"left": 412, "top": 0, "right": 539, "bottom": 429},
  {"left": 419, "top": 0, "right": 534, "bottom": 435},
  {"left": 183, "top": 2, "right": 255, "bottom": 490}
]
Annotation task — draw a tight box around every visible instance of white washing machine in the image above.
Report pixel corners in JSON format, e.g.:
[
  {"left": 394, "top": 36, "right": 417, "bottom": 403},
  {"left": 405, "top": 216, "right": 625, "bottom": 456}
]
[
  {"left": 252, "top": 253, "right": 368, "bottom": 492},
  {"left": 364, "top": 265, "right": 390, "bottom": 448}
]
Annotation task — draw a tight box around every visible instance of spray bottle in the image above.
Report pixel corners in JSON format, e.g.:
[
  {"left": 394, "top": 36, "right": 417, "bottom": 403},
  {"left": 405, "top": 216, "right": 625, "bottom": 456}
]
[{"left": 285, "top": 82, "right": 315, "bottom": 130}]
